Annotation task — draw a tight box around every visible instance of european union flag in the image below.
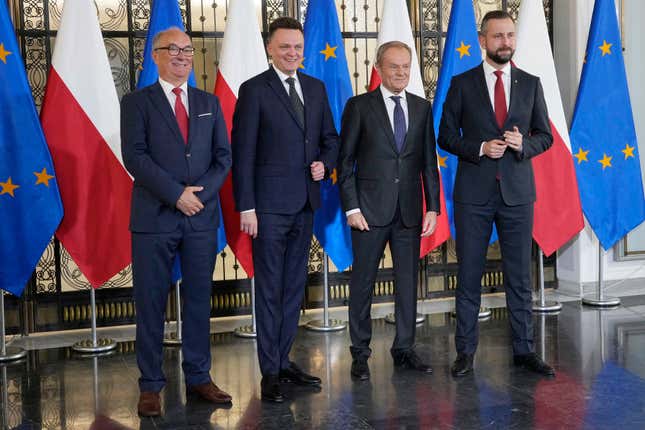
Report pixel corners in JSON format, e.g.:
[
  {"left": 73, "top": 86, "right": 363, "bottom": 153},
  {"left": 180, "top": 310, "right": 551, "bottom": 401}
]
[
  {"left": 569, "top": 0, "right": 645, "bottom": 249},
  {"left": 433, "top": 0, "right": 497, "bottom": 244},
  {"left": 138, "top": 0, "right": 225, "bottom": 280},
  {"left": 303, "top": 0, "right": 353, "bottom": 271},
  {"left": 0, "top": 3, "right": 63, "bottom": 295}
]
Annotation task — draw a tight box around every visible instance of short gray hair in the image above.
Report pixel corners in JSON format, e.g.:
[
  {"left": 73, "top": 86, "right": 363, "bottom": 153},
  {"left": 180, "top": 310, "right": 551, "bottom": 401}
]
[
  {"left": 152, "top": 26, "right": 188, "bottom": 49},
  {"left": 375, "top": 41, "right": 412, "bottom": 66}
]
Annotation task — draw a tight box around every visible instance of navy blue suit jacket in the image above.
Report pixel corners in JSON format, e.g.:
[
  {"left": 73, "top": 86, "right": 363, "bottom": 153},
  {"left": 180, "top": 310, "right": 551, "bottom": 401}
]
[
  {"left": 121, "top": 82, "right": 232, "bottom": 233},
  {"left": 231, "top": 67, "right": 339, "bottom": 214}
]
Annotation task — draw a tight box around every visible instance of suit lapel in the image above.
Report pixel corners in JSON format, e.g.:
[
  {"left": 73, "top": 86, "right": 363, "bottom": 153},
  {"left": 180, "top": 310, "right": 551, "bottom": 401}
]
[
  {"left": 400, "top": 91, "right": 418, "bottom": 154},
  {"left": 187, "top": 86, "right": 200, "bottom": 148},
  {"left": 505, "top": 66, "right": 521, "bottom": 128},
  {"left": 368, "top": 89, "right": 398, "bottom": 153},
  {"left": 149, "top": 82, "right": 185, "bottom": 144},
  {"left": 267, "top": 67, "right": 305, "bottom": 131},
  {"left": 474, "top": 63, "right": 500, "bottom": 131},
  {"left": 299, "top": 71, "right": 314, "bottom": 133}
]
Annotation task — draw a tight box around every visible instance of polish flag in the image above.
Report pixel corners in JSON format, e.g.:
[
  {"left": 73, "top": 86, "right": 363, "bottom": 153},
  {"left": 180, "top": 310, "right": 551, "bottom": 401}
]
[
  {"left": 515, "top": 0, "right": 584, "bottom": 256},
  {"left": 41, "top": 0, "right": 132, "bottom": 287},
  {"left": 214, "top": 0, "right": 268, "bottom": 277},
  {"left": 369, "top": 0, "right": 451, "bottom": 256}
]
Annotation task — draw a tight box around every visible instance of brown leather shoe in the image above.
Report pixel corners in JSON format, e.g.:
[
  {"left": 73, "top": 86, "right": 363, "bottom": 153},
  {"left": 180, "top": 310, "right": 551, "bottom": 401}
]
[
  {"left": 187, "top": 381, "right": 232, "bottom": 404},
  {"left": 137, "top": 391, "right": 161, "bottom": 417}
]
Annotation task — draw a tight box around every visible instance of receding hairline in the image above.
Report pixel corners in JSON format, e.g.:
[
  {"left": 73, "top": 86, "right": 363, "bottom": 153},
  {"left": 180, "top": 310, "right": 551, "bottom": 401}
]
[
  {"left": 152, "top": 26, "right": 191, "bottom": 49},
  {"left": 479, "top": 11, "right": 515, "bottom": 35},
  {"left": 375, "top": 41, "right": 412, "bottom": 66}
]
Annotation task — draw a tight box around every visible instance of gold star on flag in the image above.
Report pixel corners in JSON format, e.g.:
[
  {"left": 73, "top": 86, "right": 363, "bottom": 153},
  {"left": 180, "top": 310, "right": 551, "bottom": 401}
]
[
  {"left": 0, "top": 177, "right": 20, "bottom": 197},
  {"left": 622, "top": 144, "right": 635, "bottom": 160},
  {"left": 598, "top": 153, "right": 613, "bottom": 170},
  {"left": 0, "top": 42, "right": 12, "bottom": 64},
  {"left": 438, "top": 154, "right": 448, "bottom": 168},
  {"left": 455, "top": 41, "right": 471, "bottom": 59},
  {"left": 34, "top": 167, "right": 55, "bottom": 186},
  {"left": 598, "top": 40, "right": 612, "bottom": 56},
  {"left": 574, "top": 148, "right": 589, "bottom": 164},
  {"left": 329, "top": 168, "right": 338, "bottom": 185},
  {"left": 320, "top": 43, "right": 338, "bottom": 61},
  {"left": 299, "top": 58, "right": 305, "bottom": 69}
]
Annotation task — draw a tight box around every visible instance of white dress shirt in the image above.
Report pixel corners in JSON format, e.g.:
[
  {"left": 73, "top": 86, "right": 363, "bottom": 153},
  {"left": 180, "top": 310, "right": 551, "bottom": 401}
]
[
  {"left": 480, "top": 61, "right": 511, "bottom": 156},
  {"left": 346, "top": 85, "right": 409, "bottom": 217},
  {"left": 158, "top": 78, "right": 189, "bottom": 115}
]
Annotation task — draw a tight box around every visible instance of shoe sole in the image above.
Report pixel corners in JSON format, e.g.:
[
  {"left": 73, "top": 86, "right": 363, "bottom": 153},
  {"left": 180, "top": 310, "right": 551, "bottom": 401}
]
[
  {"left": 451, "top": 368, "right": 474, "bottom": 378},
  {"left": 138, "top": 410, "right": 161, "bottom": 418},
  {"left": 351, "top": 373, "right": 370, "bottom": 381},
  {"left": 261, "top": 395, "right": 285, "bottom": 403},
  {"left": 279, "top": 377, "right": 321, "bottom": 386}
]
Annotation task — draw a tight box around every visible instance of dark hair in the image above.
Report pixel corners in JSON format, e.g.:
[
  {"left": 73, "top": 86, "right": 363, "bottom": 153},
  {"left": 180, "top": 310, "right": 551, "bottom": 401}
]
[
  {"left": 268, "top": 17, "right": 304, "bottom": 40},
  {"left": 375, "top": 41, "right": 412, "bottom": 66},
  {"left": 480, "top": 10, "right": 515, "bottom": 34}
]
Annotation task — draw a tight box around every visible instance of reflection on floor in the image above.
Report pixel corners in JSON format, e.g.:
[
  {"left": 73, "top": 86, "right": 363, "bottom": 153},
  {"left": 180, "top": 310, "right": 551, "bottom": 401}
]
[{"left": 2, "top": 295, "right": 645, "bottom": 429}]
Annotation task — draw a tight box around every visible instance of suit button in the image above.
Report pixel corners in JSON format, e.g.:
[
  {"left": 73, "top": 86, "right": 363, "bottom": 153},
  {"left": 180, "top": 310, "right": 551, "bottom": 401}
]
[
  {"left": 186, "top": 153, "right": 191, "bottom": 158},
  {"left": 305, "top": 139, "right": 309, "bottom": 144},
  {"left": 394, "top": 178, "right": 400, "bottom": 184}
]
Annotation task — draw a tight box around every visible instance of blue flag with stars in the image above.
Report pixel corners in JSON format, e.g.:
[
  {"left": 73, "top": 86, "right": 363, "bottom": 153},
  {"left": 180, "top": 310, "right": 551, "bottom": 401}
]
[
  {"left": 138, "top": 0, "right": 225, "bottom": 280},
  {"left": 303, "top": 0, "right": 354, "bottom": 271},
  {"left": 0, "top": 3, "right": 63, "bottom": 295},
  {"left": 569, "top": 0, "right": 645, "bottom": 249},
  {"left": 433, "top": 0, "right": 497, "bottom": 244}
]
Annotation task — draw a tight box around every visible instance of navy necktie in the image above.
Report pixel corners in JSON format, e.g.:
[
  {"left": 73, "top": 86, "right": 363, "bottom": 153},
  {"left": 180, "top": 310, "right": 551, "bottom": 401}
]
[
  {"left": 286, "top": 77, "right": 305, "bottom": 127},
  {"left": 390, "top": 95, "right": 406, "bottom": 151}
]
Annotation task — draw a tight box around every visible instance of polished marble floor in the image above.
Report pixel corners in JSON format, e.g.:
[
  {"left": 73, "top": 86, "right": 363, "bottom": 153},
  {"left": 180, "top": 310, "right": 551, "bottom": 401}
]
[{"left": 2, "top": 295, "right": 645, "bottom": 429}]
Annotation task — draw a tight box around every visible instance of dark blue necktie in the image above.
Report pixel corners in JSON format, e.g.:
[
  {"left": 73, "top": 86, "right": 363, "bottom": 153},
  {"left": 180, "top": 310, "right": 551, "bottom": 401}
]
[{"left": 390, "top": 95, "right": 406, "bottom": 151}]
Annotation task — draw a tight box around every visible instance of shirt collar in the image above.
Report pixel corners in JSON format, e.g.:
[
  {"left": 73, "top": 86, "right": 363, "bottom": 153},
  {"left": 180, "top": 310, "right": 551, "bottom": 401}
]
[
  {"left": 158, "top": 78, "right": 188, "bottom": 96},
  {"left": 273, "top": 66, "right": 299, "bottom": 85},
  {"left": 379, "top": 84, "right": 407, "bottom": 103},
  {"left": 483, "top": 60, "right": 511, "bottom": 77}
]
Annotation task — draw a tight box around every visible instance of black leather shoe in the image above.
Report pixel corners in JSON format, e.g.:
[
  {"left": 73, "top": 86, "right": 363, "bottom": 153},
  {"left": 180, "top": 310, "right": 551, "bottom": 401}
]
[
  {"left": 279, "top": 362, "right": 321, "bottom": 386},
  {"left": 513, "top": 353, "right": 555, "bottom": 376},
  {"left": 451, "top": 354, "right": 474, "bottom": 377},
  {"left": 351, "top": 359, "right": 370, "bottom": 381},
  {"left": 393, "top": 350, "right": 433, "bottom": 373},
  {"left": 261, "top": 375, "right": 284, "bottom": 403}
]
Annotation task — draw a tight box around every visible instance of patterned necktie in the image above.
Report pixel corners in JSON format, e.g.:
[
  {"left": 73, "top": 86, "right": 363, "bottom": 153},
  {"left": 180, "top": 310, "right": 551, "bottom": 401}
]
[
  {"left": 285, "top": 76, "right": 305, "bottom": 127},
  {"left": 494, "top": 70, "right": 507, "bottom": 129},
  {"left": 172, "top": 87, "right": 189, "bottom": 144},
  {"left": 390, "top": 95, "right": 406, "bottom": 151}
]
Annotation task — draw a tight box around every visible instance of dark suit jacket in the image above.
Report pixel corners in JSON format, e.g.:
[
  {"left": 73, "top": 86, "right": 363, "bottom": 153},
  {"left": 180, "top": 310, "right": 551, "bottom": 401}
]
[
  {"left": 121, "top": 82, "right": 232, "bottom": 233},
  {"left": 338, "top": 89, "right": 440, "bottom": 228},
  {"left": 231, "top": 67, "right": 339, "bottom": 215},
  {"left": 438, "top": 63, "right": 552, "bottom": 206}
]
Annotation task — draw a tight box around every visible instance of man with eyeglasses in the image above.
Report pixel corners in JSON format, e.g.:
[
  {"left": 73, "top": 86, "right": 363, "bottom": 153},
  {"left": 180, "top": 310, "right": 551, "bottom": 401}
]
[{"left": 121, "top": 27, "right": 232, "bottom": 417}]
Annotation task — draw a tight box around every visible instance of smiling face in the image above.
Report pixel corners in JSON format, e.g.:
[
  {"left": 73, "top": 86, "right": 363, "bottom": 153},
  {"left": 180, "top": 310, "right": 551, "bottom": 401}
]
[
  {"left": 266, "top": 28, "right": 304, "bottom": 76},
  {"left": 375, "top": 46, "right": 411, "bottom": 95},
  {"left": 152, "top": 29, "right": 193, "bottom": 86},
  {"left": 479, "top": 17, "right": 516, "bottom": 68}
]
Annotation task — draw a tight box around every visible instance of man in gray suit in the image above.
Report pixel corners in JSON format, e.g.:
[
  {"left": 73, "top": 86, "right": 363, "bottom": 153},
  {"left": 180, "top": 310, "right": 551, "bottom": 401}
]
[{"left": 338, "top": 41, "right": 440, "bottom": 381}]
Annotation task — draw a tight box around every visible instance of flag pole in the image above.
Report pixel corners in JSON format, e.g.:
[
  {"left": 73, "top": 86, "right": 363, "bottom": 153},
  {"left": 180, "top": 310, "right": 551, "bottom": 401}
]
[
  {"left": 0, "top": 291, "right": 27, "bottom": 362},
  {"left": 72, "top": 288, "right": 117, "bottom": 354},
  {"left": 306, "top": 252, "right": 346, "bottom": 332},
  {"left": 533, "top": 249, "right": 562, "bottom": 312},
  {"left": 164, "top": 281, "right": 182, "bottom": 346},
  {"left": 582, "top": 243, "right": 620, "bottom": 307},
  {"left": 1, "top": 365, "right": 9, "bottom": 429},
  {"left": 234, "top": 277, "right": 257, "bottom": 338}
]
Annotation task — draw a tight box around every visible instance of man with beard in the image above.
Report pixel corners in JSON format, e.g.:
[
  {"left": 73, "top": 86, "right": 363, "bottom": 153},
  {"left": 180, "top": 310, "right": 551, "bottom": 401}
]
[{"left": 438, "top": 11, "right": 555, "bottom": 378}]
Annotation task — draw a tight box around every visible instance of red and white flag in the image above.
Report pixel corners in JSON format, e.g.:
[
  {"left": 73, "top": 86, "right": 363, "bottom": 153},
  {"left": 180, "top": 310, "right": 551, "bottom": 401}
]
[
  {"left": 515, "top": 0, "right": 584, "bottom": 256},
  {"left": 214, "top": 0, "right": 268, "bottom": 277},
  {"left": 369, "top": 0, "right": 451, "bottom": 256},
  {"left": 41, "top": 0, "right": 132, "bottom": 287}
]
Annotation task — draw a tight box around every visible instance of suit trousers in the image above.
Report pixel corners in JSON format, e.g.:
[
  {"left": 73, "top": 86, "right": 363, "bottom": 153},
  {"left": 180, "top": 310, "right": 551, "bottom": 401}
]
[
  {"left": 349, "top": 207, "right": 421, "bottom": 361},
  {"left": 132, "top": 217, "right": 218, "bottom": 392},
  {"left": 253, "top": 207, "right": 313, "bottom": 375},
  {"left": 454, "top": 184, "right": 534, "bottom": 356}
]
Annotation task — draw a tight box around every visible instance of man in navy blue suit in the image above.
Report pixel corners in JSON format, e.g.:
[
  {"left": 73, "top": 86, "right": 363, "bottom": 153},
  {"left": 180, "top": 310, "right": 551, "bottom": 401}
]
[
  {"left": 232, "top": 17, "right": 339, "bottom": 403},
  {"left": 121, "top": 27, "right": 232, "bottom": 417}
]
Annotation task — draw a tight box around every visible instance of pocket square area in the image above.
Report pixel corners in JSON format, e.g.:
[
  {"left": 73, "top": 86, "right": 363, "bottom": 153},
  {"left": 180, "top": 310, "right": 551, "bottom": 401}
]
[{"left": 197, "top": 112, "right": 212, "bottom": 117}]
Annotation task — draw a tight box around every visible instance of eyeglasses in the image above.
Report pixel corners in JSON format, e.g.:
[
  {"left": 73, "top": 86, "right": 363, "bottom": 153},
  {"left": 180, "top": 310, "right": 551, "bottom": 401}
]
[{"left": 154, "top": 44, "right": 196, "bottom": 57}]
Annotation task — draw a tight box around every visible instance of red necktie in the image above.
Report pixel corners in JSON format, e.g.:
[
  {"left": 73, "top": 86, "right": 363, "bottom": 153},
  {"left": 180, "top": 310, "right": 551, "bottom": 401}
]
[
  {"left": 494, "top": 70, "right": 507, "bottom": 129},
  {"left": 172, "top": 87, "right": 189, "bottom": 144}
]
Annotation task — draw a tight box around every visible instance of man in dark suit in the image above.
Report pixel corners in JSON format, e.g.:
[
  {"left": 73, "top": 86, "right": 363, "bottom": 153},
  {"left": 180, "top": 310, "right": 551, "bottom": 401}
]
[
  {"left": 231, "top": 17, "right": 339, "bottom": 402},
  {"left": 338, "top": 41, "right": 440, "bottom": 381},
  {"left": 437, "top": 11, "right": 555, "bottom": 377},
  {"left": 121, "top": 27, "right": 233, "bottom": 417}
]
